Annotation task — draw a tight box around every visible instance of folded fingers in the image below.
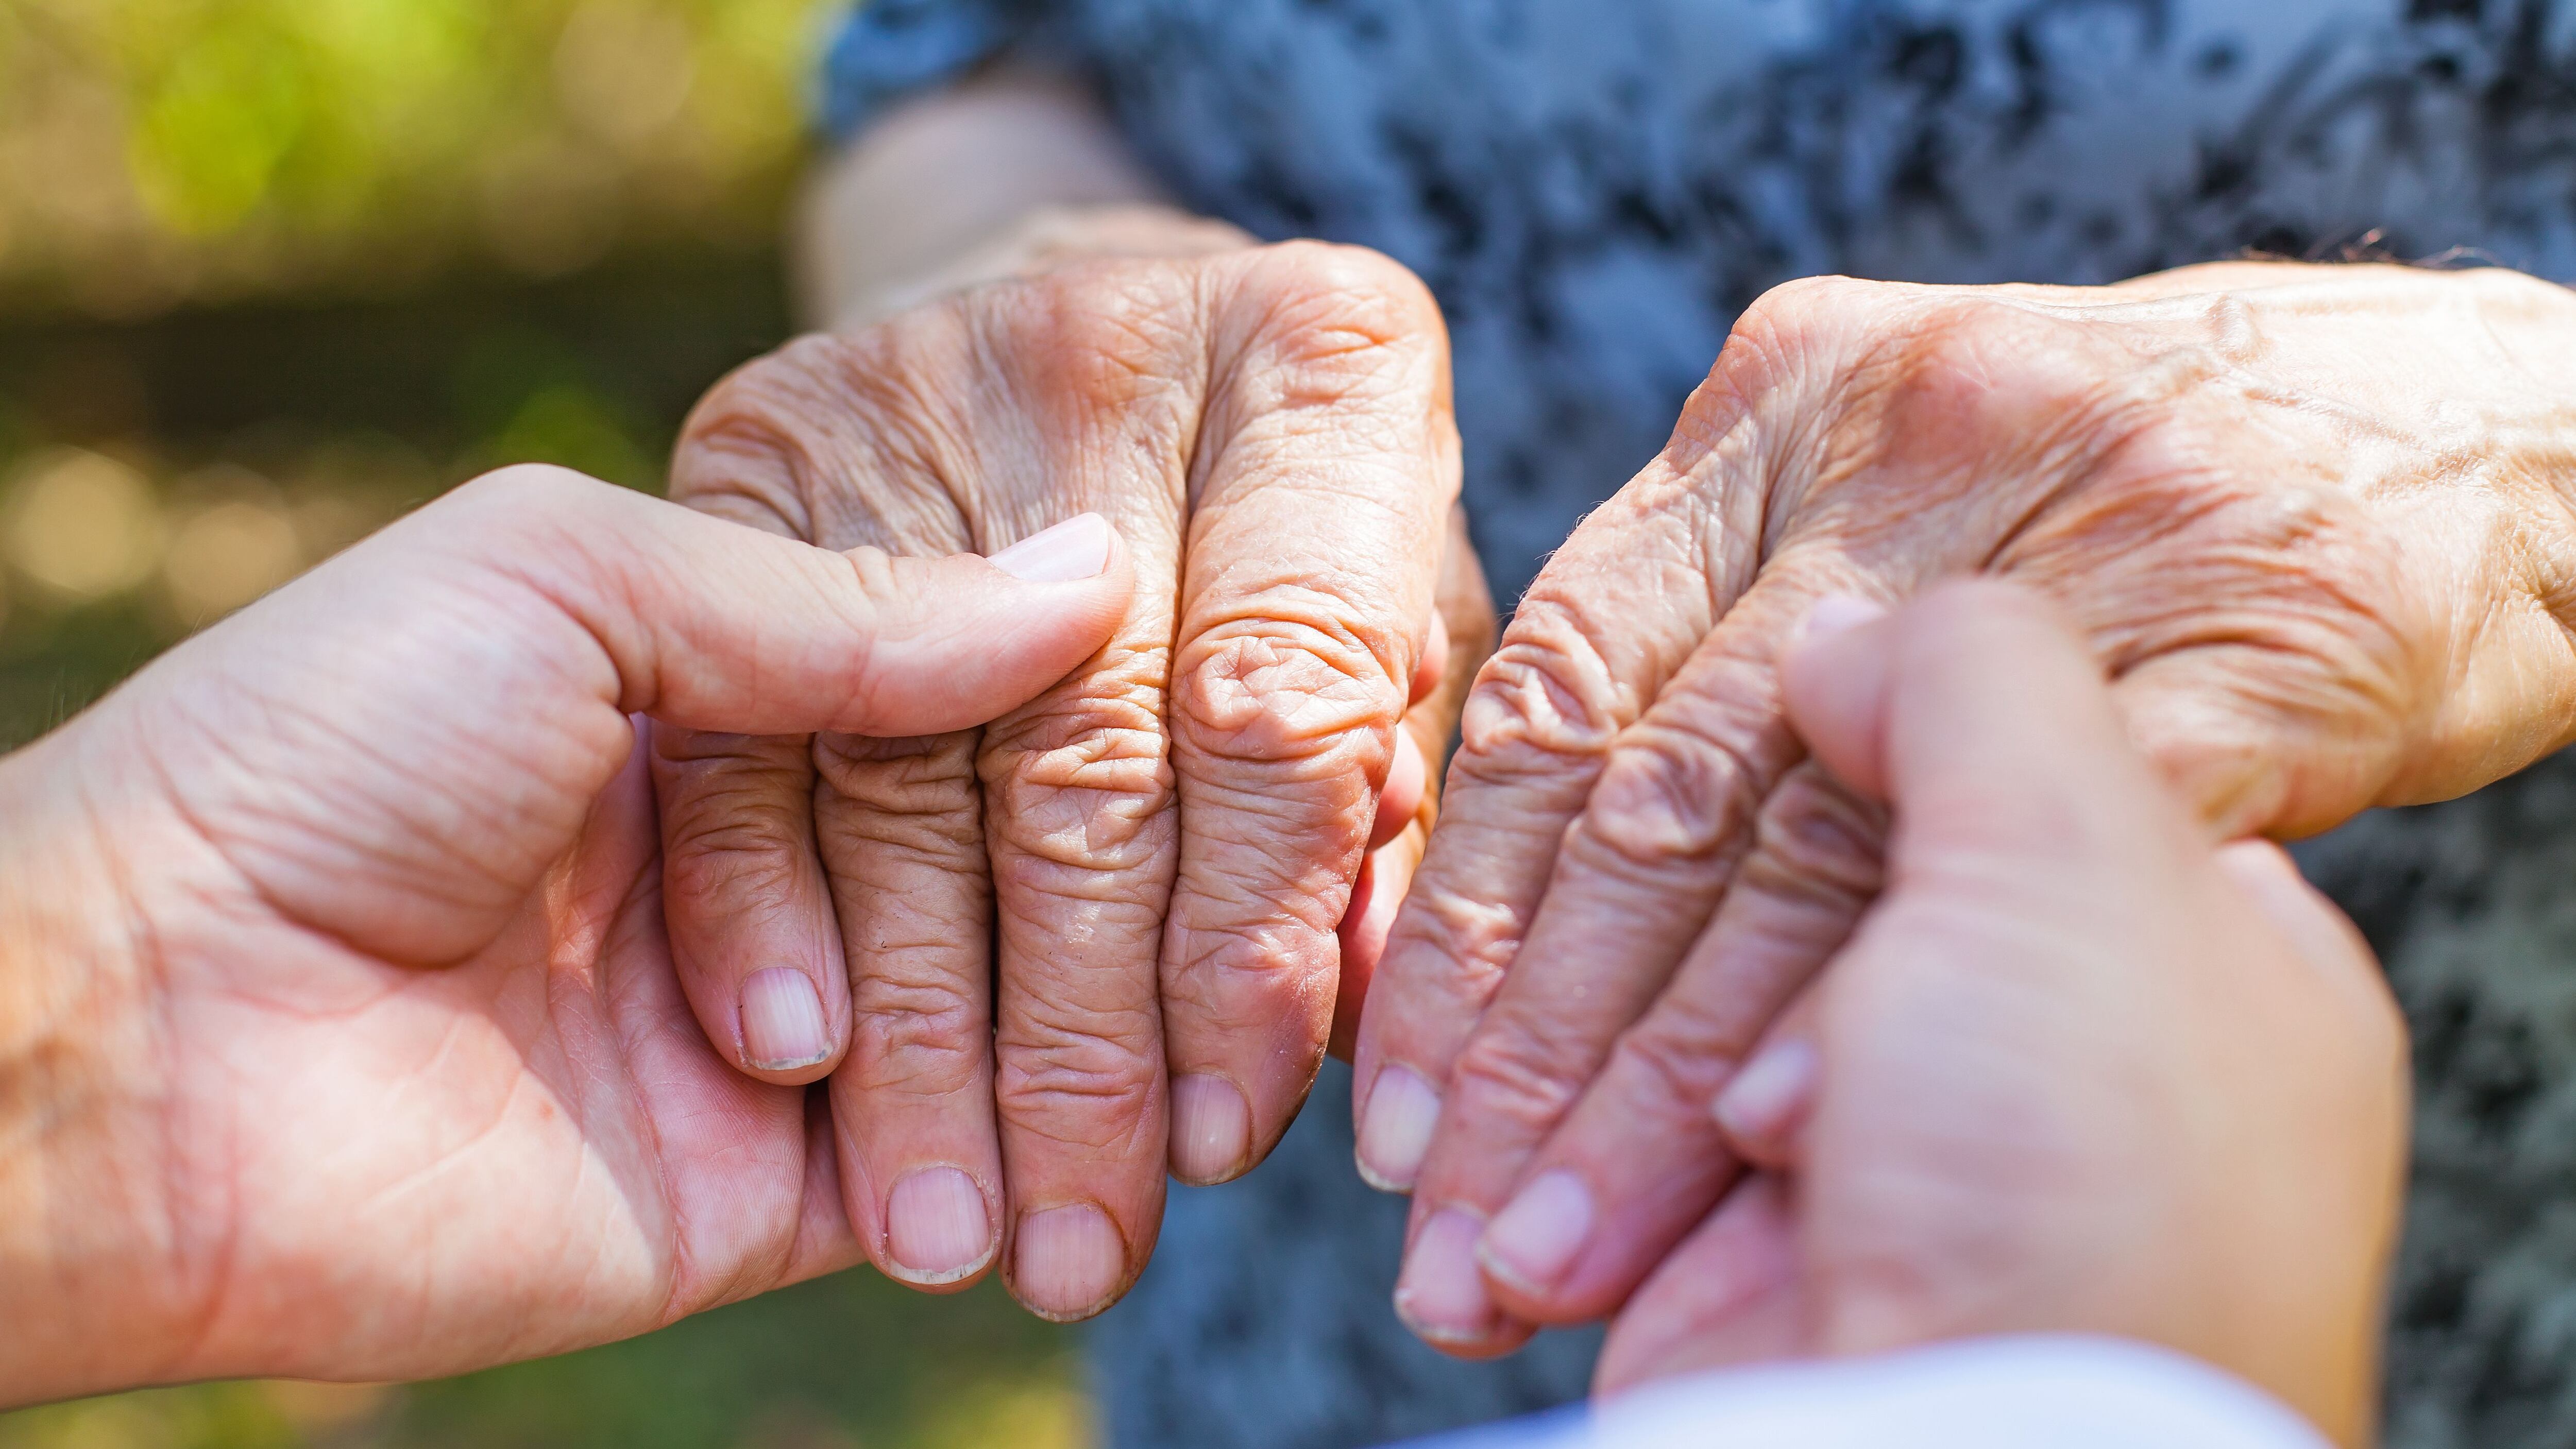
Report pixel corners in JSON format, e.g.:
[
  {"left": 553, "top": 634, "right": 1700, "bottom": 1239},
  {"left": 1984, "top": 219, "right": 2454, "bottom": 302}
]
[{"left": 1384, "top": 570, "right": 1860, "bottom": 1352}]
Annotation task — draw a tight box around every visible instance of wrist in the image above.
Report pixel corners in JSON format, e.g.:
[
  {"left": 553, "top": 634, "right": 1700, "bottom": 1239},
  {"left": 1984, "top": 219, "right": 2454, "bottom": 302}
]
[
  {"left": 796, "top": 64, "right": 1249, "bottom": 329},
  {"left": 0, "top": 721, "right": 208, "bottom": 1404},
  {"left": 835, "top": 201, "right": 1257, "bottom": 331}
]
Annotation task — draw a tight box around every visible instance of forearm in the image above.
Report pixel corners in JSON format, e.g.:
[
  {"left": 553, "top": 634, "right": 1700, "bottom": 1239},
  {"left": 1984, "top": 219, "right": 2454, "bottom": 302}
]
[{"left": 793, "top": 66, "right": 1248, "bottom": 330}]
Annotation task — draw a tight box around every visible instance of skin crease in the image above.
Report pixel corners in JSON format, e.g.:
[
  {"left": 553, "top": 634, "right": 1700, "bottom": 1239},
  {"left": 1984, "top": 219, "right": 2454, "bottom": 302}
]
[
  {"left": 1357, "top": 261, "right": 2576, "bottom": 1356},
  {"left": 0, "top": 467, "right": 1139, "bottom": 1405},
  {"left": 659, "top": 229, "right": 1492, "bottom": 1321},
  {"left": 1589, "top": 582, "right": 2408, "bottom": 1448},
  {"left": 766, "top": 69, "right": 1495, "bottom": 1323}
]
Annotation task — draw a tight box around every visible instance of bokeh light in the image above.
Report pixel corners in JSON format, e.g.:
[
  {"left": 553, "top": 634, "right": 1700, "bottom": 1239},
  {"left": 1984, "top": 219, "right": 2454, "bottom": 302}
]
[
  {"left": 0, "top": 0, "right": 827, "bottom": 317},
  {"left": 0, "top": 5, "right": 1103, "bottom": 1446},
  {"left": 2, "top": 448, "right": 166, "bottom": 600}
]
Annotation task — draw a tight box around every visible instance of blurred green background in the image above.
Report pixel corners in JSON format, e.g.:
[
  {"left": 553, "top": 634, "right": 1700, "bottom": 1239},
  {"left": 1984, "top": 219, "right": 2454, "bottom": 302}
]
[{"left": 0, "top": 2, "right": 1091, "bottom": 1445}]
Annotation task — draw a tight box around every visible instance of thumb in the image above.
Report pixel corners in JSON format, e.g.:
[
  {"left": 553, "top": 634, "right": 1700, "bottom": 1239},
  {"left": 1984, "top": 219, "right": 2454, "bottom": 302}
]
[
  {"left": 1781, "top": 579, "right": 2181, "bottom": 862},
  {"left": 441, "top": 466, "right": 1133, "bottom": 738}
]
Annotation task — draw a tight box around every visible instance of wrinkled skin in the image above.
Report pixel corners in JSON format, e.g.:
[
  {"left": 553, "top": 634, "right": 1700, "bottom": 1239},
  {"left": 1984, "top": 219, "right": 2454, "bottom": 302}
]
[
  {"left": 0, "top": 468, "right": 1133, "bottom": 1403},
  {"left": 660, "top": 237, "right": 1492, "bottom": 1319},
  {"left": 1354, "top": 261, "right": 2576, "bottom": 1353},
  {"left": 1593, "top": 583, "right": 2406, "bottom": 1447}
]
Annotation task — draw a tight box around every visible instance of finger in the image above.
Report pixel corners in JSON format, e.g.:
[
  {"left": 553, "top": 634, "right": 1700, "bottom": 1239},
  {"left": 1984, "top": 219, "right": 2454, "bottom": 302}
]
[
  {"left": 816, "top": 728, "right": 1007, "bottom": 1290},
  {"left": 1351, "top": 463, "right": 1740, "bottom": 1196},
  {"left": 1591, "top": 1176, "right": 1804, "bottom": 1395},
  {"left": 1333, "top": 617, "right": 1467, "bottom": 1062},
  {"left": 652, "top": 728, "right": 849, "bottom": 1083},
  {"left": 662, "top": 368, "right": 1022, "bottom": 1276},
  {"left": 1414, "top": 605, "right": 1452, "bottom": 706},
  {"left": 1710, "top": 991, "right": 1825, "bottom": 1171},
  {"left": 1370, "top": 727, "right": 1429, "bottom": 850},
  {"left": 1792, "top": 579, "right": 2168, "bottom": 836},
  {"left": 292, "top": 467, "right": 1128, "bottom": 969},
  {"left": 1392, "top": 567, "right": 1839, "bottom": 1350},
  {"left": 980, "top": 498, "right": 1190, "bottom": 1324},
  {"left": 1472, "top": 763, "right": 1879, "bottom": 1326},
  {"left": 639, "top": 510, "right": 1127, "bottom": 1091},
  {"left": 1156, "top": 243, "right": 1461, "bottom": 1188},
  {"left": 1331, "top": 828, "right": 1419, "bottom": 1060},
  {"left": 2213, "top": 841, "right": 2377, "bottom": 981}
]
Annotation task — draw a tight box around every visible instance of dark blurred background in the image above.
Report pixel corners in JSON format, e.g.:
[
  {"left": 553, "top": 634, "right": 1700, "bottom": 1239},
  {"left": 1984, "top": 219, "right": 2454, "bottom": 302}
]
[{"left": 0, "top": 2, "right": 1086, "bottom": 1444}]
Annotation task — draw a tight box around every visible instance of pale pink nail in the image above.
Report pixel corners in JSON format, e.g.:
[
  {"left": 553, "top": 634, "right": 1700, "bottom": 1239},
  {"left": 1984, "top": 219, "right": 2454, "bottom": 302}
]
[
  {"left": 987, "top": 513, "right": 1112, "bottom": 583},
  {"left": 886, "top": 1166, "right": 994, "bottom": 1284},
  {"left": 739, "top": 967, "right": 830, "bottom": 1071},
  {"left": 1170, "top": 1073, "right": 1252, "bottom": 1185},
  {"left": 1479, "top": 1170, "right": 1596, "bottom": 1297},
  {"left": 1714, "top": 1038, "right": 1820, "bottom": 1151},
  {"left": 1014, "top": 1203, "right": 1125, "bottom": 1321},
  {"left": 1395, "top": 1208, "right": 1497, "bottom": 1343},
  {"left": 1357, "top": 1064, "right": 1442, "bottom": 1192},
  {"left": 1799, "top": 592, "right": 1888, "bottom": 641}
]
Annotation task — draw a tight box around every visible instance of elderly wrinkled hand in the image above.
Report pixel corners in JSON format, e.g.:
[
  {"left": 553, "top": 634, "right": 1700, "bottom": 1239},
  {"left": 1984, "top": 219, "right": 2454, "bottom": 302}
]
[
  {"left": 1591, "top": 582, "right": 2406, "bottom": 1447},
  {"left": 1355, "top": 261, "right": 2576, "bottom": 1353},
  {"left": 656, "top": 230, "right": 1492, "bottom": 1320},
  {"left": 0, "top": 468, "right": 1131, "bottom": 1405}
]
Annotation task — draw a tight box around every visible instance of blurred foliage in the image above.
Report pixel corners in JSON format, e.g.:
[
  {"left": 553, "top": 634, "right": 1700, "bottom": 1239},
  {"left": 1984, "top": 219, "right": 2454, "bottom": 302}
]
[
  {"left": 0, "top": 4, "right": 1101, "bottom": 1447},
  {"left": 0, "top": 253, "right": 794, "bottom": 745},
  {"left": 0, "top": 0, "right": 831, "bottom": 316},
  {"left": 0, "top": 1273, "right": 1092, "bottom": 1449}
]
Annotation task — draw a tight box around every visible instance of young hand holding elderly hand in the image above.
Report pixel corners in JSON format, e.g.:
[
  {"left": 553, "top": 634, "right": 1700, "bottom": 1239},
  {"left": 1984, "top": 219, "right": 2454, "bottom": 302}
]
[
  {"left": 9, "top": 235, "right": 2529, "bottom": 1442},
  {"left": 1591, "top": 582, "right": 2406, "bottom": 1446},
  {"left": 0, "top": 467, "right": 1131, "bottom": 1403}
]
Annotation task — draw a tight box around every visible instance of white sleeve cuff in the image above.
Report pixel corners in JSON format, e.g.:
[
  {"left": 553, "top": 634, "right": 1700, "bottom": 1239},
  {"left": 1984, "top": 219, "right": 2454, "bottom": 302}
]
[{"left": 1389, "top": 1335, "right": 2333, "bottom": 1449}]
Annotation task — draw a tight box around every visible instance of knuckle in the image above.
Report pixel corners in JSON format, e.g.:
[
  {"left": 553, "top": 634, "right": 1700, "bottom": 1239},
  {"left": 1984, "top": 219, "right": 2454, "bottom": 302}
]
[
  {"left": 668, "top": 336, "right": 862, "bottom": 535},
  {"left": 1448, "top": 1017, "right": 1588, "bottom": 1138},
  {"left": 672, "top": 331, "right": 977, "bottom": 549},
  {"left": 1452, "top": 606, "right": 1630, "bottom": 785},
  {"left": 1605, "top": 1017, "right": 1743, "bottom": 1118},
  {"left": 848, "top": 962, "right": 986, "bottom": 1097},
  {"left": 1713, "top": 275, "right": 1904, "bottom": 393},
  {"left": 1380, "top": 877, "right": 1522, "bottom": 1004},
  {"left": 996, "top": 1015, "right": 1163, "bottom": 1152},
  {"left": 1175, "top": 618, "right": 1400, "bottom": 774},
  {"left": 981, "top": 672, "right": 1177, "bottom": 876},
  {"left": 1165, "top": 911, "right": 1341, "bottom": 1030},
  {"left": 1739, "top": 768, "right": 1888, "bottom": 909},
  {"left": 989, "top": 267, "right": 1208, "bottom": 419},
  {"left": 661, "top": 807, "right": 811, "bottom": 909},
  {"left": 812, "top": 731, "right": 981, "bottom": 834},
  {"left": 1244, "top": 240, "right": 1444, "bottom": 355},
  {"left": 1571, "top": 720, "right": 1772, "bottom": 882}
]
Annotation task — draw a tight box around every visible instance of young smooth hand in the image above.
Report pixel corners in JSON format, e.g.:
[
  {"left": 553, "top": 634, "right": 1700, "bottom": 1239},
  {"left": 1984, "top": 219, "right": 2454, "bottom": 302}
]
[
  {"left": 1590, "top": 582, "right": 2407, "bottom": 1447},
  {"left": 0, "top": 468, "right": 1128, "bottom": 1405}
]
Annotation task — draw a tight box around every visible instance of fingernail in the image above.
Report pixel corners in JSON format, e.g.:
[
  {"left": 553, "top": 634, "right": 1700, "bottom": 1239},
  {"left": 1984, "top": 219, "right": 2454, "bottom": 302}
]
[
  {"left": 1170, "top": 1073, "right": 1252, "bottom": 1185},
  {"left": 988, "top": 513, "right": 1112, "bottom": 583},
  {"left": 1478, "top": 1170, "right": 1596, "bottom": 1297},
  {"left": 1356, "top": 1064, "right": 1442, "bottom": 1192},
  {"left": 740, "top": 967, "right": 831, "bottom": 1071},
  {"left": 1799, "top": 593, "right": 1887, "bottom": 640},
  {"left": 1714, "top": 1038, "right": 1820, "bottom": 1150},
  {"left": 1014, "top": 1203, "right": 1126, "bottom": 1321},
  {"left": 1395, "top": 1208, "right": 1497, "bottom": 1343},
  {"left": 886, "top": 1166, "right": 995, "bottom": 1284}
]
